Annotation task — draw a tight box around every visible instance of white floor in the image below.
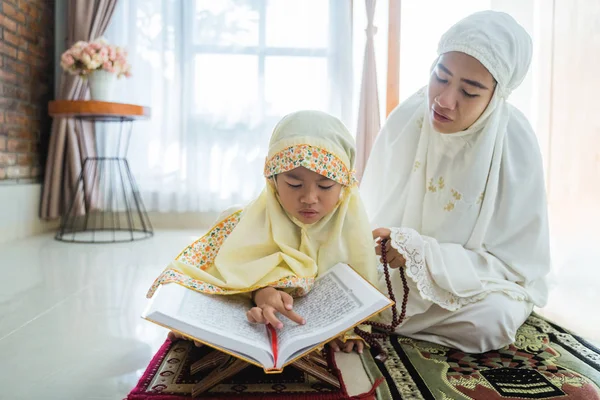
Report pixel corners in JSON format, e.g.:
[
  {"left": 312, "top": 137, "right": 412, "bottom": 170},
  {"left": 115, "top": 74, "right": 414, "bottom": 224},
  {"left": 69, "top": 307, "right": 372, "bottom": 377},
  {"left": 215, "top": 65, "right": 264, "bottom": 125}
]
[
  {"left": 0, "top": 231, "right": 197, "bottom": 400},
  {"left": 0, "top": 230, "right": 599, "bottom": 399}
]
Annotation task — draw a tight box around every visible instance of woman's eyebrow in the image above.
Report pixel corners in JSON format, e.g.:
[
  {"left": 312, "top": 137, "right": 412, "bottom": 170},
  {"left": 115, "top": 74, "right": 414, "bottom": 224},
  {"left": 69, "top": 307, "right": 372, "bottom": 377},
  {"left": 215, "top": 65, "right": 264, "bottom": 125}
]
[
  {"left": 438, "top": 63, "right": 490, "bottom": 90},
  {"left": 462, "top": 78, "right": 489, "bottom": 90}
]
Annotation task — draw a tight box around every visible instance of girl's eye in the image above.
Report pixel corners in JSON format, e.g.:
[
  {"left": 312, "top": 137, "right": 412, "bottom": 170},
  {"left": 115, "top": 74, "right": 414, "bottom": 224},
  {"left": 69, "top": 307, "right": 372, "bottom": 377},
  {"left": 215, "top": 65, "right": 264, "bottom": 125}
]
[
  {"left": 287, "top": 183, "right": 302, "bottom": 188},
  {"left": 319, "top": 185, "right": 335, "bottom": 190}
]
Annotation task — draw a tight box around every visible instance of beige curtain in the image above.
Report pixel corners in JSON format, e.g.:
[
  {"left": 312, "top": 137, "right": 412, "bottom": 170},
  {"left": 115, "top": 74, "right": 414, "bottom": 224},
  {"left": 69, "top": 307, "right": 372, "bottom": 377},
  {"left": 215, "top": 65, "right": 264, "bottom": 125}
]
[
  {"left": 512, "top": 0, "right": 600, "bottom": 343},
  {"left": 355, "top": 0, "right": 381, "bottom": 183},
  {"left": 41, "top": 0, "right": 118, "bottom": 219}
]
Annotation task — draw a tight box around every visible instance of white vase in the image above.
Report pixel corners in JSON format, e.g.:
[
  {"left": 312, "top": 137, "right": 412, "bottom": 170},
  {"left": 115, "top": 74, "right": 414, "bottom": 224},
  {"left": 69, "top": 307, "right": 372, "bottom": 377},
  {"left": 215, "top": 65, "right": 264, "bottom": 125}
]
[{"left": 88, "top": 69, "right": 116, "bottom": 102}]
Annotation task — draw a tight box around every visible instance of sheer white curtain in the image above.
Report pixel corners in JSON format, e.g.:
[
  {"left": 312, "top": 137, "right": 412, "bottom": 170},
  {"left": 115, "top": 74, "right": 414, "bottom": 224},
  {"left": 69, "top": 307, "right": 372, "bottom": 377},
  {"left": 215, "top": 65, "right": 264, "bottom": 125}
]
[{"left": 104, "top": 0, "right": 353, "bottom": 213}]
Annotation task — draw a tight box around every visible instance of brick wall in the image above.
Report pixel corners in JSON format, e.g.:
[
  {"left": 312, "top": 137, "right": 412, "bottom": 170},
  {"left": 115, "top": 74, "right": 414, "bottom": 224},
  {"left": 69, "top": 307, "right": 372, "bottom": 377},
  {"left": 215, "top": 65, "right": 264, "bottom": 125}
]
[{"left": 0, "top": 0, "right": 54, "bottom": 182}]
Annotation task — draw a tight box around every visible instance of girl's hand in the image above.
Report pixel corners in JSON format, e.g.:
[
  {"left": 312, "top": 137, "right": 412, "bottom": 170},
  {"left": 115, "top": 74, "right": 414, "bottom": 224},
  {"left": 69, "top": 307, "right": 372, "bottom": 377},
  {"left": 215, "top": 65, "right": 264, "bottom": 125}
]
[
  {"left": 167, "top": 331, "right": 203, "bottom": 347},
  {"left": 246, "top": 287, "right": 306, "bottom": 329},
  {"left": 328, "top": 337, "right": 364, "bottom": 354},
  {"left": 372, "top": 228, "right": 406, "bottom": 269}
]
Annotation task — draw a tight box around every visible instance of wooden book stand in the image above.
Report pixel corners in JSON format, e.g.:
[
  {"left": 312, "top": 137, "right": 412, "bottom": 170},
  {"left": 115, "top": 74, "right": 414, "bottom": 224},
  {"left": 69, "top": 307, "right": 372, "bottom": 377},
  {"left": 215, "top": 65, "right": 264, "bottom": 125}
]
[{"left": 189, "top": 348, "right": 340, "bottom": 397}]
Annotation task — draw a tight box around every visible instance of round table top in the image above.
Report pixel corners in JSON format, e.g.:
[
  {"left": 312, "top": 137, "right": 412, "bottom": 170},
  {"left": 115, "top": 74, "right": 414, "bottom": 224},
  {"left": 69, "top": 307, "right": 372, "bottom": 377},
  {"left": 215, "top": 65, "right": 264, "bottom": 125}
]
[{"left": 48, "top": 100, "right": 151, "bottom": 121}]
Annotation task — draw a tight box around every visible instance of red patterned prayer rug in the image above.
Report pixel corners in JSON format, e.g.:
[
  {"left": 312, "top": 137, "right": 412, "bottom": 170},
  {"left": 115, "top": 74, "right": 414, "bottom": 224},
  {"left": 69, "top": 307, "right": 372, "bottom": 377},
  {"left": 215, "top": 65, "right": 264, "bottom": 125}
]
[
  {"left": 369, "top": 313, "right": 600, "bottom": 399},
  {"left": 127, "top": 339, "right": 379, "bottom": 400}
]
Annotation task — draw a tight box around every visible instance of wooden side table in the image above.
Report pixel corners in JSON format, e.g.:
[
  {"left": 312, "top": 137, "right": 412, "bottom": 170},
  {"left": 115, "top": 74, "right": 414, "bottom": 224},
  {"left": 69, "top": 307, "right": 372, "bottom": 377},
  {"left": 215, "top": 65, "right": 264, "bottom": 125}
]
[{"left": 49, "top": 100, "right": 153, "bottom": 243}]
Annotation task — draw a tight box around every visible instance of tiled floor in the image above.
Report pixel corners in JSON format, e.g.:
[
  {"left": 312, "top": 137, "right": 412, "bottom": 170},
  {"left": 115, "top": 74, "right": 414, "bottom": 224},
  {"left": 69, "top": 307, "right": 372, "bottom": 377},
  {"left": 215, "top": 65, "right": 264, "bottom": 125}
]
[
  {"left": 0, "top": 229, "right": 598, "bottom": 399},
  {"left": 0, "top": 231, "right": 196, "bottom": 400}
]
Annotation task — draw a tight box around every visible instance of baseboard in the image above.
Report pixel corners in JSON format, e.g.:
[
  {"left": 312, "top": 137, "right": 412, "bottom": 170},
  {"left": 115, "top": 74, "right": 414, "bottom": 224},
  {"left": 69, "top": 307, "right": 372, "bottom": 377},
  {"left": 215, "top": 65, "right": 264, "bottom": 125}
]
[
  {"left": 146, "top": 211, "right": 220, "bottom": 231},
  {"left": 0, "top": 184, "right": 60, "bottom": 244},
  {"left": 0, "top": 186, "right": 223, "bottom": 244}
]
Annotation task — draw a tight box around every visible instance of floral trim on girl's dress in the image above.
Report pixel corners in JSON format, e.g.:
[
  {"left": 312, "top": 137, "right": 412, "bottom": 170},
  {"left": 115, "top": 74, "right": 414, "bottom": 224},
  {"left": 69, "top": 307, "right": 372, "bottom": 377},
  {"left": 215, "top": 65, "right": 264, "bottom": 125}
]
[
  {"left": 146, "top": 268, "right": 315, "bottom": 298},
  {"left": 146, "top": 268, "right": 229, "bottom": 297},
  {"left": 145, "top": 207, "right": 319, "bottom": 298},
  {"left": 176, "top": 210, "right": 243, "bottom": 270},
  {"left": 264, "top": 144, "right": 357, "bottom": 187}
]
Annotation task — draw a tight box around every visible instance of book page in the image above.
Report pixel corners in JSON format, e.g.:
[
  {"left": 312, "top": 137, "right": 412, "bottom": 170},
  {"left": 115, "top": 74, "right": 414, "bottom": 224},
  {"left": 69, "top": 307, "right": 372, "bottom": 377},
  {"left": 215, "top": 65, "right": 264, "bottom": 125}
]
[
  {"left": 177, "top": 291, "right": 270, "bottom": 350},
  {"left": 276, "top": 272, "right": 362, "bottom": 349}
]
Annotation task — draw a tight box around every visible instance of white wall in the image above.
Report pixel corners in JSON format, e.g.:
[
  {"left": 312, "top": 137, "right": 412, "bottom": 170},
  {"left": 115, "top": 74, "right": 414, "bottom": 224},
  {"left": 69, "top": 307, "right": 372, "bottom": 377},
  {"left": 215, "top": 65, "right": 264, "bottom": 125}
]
[{"left": 0, "top": 184, "right": 59, "bottom": 244}]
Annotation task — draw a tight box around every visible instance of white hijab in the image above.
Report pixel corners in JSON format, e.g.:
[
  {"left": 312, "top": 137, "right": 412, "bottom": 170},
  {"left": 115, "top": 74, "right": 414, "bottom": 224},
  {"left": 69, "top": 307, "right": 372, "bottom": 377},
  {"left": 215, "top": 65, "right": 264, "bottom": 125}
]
[{"left": 361, "top": 11, "right": 550, "bottom": 310}]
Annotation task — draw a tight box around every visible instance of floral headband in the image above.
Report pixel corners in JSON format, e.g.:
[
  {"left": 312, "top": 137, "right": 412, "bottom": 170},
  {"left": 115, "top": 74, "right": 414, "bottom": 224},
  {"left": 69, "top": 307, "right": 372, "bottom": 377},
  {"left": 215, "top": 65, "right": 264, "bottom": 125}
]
[{"left": 264, "top": 144, "right": 357, "bottom": 187}]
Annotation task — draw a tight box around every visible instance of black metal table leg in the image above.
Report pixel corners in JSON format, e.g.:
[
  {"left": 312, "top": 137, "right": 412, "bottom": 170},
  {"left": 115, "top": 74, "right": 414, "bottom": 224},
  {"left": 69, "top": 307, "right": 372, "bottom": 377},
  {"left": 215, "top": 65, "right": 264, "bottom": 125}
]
[{"left": 56, "top": 117, "right": 153, "bottom": 243}]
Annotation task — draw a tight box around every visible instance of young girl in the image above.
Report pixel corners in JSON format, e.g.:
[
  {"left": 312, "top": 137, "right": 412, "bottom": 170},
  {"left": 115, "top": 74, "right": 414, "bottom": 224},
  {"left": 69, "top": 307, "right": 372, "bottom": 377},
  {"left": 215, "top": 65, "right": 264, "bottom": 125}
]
[{"left": 147, "top": 110, "right": 379, "bottom": 353}]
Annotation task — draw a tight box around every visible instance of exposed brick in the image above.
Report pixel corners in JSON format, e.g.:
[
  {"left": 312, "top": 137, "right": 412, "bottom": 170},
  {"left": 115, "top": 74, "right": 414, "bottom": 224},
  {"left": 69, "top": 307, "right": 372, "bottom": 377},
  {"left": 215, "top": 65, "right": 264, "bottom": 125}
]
[
  {"left": 2, "top": 2, "right": 27, "bottom": 24},
  {"left": 27, "top": 118, "right": 40, "bottom": 131},
  {"left": 0, "top": 41, "right": 17, "bottom": 57},
  {"left": 31, "top": 83, "right": 49, "bottom": 101},
  {"left": 0, "top": 14, "right": 17, "bottom": 32},
  {"left": 17, "top": 49, "right": 36, "bottom": 64},
  {"left": 30, "top": 140, "right": 39, "bottom": 154},
  {"left": 1, "top": 0, "right": 53, "bottom": 183},
  {"left": 17, "top": 102, "right": 35, "bottom": 115},
  {"left": 5, "top": 111, "right": 29, "bottom": 126},
  {"left": 7, "top": 128, "right": 34, "bottom": 140},
  {"left": 4, "top": 58, "right": 29, "bottom": 76},
  {"left": 0, "top": 152, "right": 17, "bottom": 166},
  {"left": 0, "top": 69, "right": 18, "bottom": 84},
  {"left": 17, "top": 152, "right": 34, "bottom": 165},
  {"left": 6, "top": 165, "right": 30, "bottom": 179},
  {"left": 29, "top": 43, "right": 48, "bottom": 58},
  {"left": 7, "top": 138, "right": 30, "bottom": 152},
  {"left": 0, "top": 97, "right": 19, "bottom": 110},
  {"left": 3, "top": 30, "right": 27, "bottom": 49},
  {"left": 17, "top": 22, "right": 38, "bottom": 42},
  {"left": 1, "top": 84, "right": 29, "bottom": 101},
  {"left": 21, "top": 0, "right": 40, "bottom": 20}
]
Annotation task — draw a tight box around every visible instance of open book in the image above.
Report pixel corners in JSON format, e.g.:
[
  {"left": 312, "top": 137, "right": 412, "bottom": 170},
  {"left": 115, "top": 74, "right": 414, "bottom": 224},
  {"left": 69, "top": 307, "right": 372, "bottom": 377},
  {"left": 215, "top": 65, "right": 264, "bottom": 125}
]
[{"left": 142, "top": 263, "right": 392, "bottom": 372}]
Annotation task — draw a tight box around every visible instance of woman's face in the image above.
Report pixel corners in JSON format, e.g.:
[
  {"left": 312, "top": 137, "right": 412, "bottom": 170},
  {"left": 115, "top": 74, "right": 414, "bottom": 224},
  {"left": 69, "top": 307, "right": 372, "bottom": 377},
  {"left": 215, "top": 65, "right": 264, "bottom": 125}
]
[{"left": 427, "top": 51, "right": 496, "bottom": 133}]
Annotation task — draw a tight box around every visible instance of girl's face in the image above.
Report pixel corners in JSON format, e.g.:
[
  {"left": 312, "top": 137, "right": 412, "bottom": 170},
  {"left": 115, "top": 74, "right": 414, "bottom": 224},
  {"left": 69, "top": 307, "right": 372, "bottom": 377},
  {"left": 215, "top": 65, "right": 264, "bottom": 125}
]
[
  {"left": 427, "top": 51, "right": 496, "bottom": 133},
  {"left": 276, "top": 167, "right": 343, "bottom": 224}
]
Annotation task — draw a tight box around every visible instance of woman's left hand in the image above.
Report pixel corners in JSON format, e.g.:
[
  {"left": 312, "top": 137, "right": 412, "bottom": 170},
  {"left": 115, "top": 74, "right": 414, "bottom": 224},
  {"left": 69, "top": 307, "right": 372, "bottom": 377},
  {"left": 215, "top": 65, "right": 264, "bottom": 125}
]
[{"left": 372, "top": 228, "right": 406, "bottom": 269}]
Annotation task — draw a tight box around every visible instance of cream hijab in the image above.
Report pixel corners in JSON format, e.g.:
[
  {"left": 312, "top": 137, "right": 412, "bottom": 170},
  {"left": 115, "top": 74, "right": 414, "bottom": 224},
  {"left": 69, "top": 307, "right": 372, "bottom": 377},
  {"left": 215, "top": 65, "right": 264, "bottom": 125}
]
[
  {"left": 148, "top": 111, "right": 378, "bottom": 297},
  {"left": 361, "top": 11, "right": 550, "bottom": 310}
]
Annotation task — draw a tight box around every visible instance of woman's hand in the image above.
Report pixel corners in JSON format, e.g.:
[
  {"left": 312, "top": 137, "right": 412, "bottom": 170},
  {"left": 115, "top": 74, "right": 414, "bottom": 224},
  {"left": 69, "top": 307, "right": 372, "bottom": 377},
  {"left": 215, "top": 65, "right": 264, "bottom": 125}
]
[
  {"left": 372, "top": 228, "right": 406, "bottom": 269},
  {"left": 246, "top": 287, "right": 306, "bottom": 329},
  {"left": 328, "top": 337, "right": 364, "bottom": 354}
]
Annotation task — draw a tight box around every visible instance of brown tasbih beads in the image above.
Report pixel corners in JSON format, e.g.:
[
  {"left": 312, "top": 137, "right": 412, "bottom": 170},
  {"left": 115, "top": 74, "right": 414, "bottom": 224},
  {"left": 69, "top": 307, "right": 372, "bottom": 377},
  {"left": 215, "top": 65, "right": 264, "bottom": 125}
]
[{"left": 354, "top": 238, "right": 409, "bottom": 361}]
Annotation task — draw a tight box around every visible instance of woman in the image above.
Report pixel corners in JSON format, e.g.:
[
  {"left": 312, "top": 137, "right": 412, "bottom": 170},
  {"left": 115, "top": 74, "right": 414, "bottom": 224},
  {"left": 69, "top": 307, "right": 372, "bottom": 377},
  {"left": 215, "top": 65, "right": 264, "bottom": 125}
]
[{"left": 361, "top": 11, "right": 550, "bottom": 353}]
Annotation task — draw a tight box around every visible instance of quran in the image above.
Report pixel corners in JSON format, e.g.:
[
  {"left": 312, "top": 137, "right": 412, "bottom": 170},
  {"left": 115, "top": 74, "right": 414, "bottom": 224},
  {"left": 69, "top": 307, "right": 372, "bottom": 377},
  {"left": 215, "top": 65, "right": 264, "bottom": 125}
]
[{"left": 142, "top": 263, "right": 392, "bottom": 372}]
